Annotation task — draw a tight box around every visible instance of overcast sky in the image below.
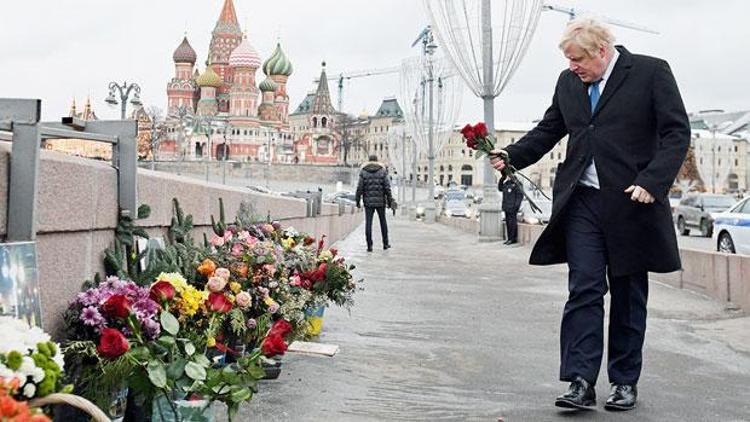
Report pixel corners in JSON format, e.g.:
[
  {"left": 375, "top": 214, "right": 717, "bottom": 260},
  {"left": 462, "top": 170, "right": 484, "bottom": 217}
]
[{"left": 1, "top": 0, "right": 747, "bottom": 125}]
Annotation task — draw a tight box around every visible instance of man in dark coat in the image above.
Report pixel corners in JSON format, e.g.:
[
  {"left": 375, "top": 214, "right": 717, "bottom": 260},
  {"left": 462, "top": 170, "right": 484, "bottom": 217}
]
[
  {"left": 491, "top": 18, "right": 689, "bottom": 411},
  {"left": 355, "top": 155, "right": 393, "bottom": 252},
  {"left": 500, "top": 178, "right": 524, "bottom": 245}
]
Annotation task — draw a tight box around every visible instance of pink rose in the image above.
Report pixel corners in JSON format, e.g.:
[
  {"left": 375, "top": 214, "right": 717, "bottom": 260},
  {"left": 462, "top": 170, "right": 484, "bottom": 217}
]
[
  {"left": 238, "top": 230, "right": 250, "bottom": 241},
  {"left": 207, "top": 276, "right": 227, "bottom": 292},
  {"left": 210, "top": 235, "right": 225, "bottom": 247},
  {"left": 215, "top": 268, "right": 231, "bottom": 280},
  {"left": 235, "top": 291, "right": 252, "bottom": 308},
  {"left": 263, "top": 264, "right": 277, "bottom": 275},
  {"left": 231, "top": 243, "right": 244, "bottom": 257},
  {"left": 223, "top": 231, "right": 233, "bottom": 241},
  {"left": 245, "top": 236, "right": 259, "bottom": 247},
  {"left": 290, "top": 274, "right": 302, "bottom": 287}
]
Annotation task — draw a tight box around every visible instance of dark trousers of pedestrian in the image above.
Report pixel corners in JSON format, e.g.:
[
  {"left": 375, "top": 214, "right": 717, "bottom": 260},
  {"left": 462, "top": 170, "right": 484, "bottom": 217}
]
[
  {"left": 365, "top": 206, "right": 389, "bottom": 249},
  {"left": 504, "top": 208, "right": 519, "bottom": 242},
  {"left": 560, "top": 186, "right": 649, "bottom": 386}
]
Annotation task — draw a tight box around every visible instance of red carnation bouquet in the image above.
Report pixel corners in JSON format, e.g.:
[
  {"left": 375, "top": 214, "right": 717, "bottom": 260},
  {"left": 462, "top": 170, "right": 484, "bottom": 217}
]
[{"left": 460, "top": 123, "right": 496, "bottom": 159}]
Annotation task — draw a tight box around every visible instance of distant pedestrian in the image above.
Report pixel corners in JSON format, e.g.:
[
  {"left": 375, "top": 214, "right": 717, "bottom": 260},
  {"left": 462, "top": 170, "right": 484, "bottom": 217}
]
[
  {"left": 491, "top": 17, "right": 689, "bottom": 411},
  {"left": 355, "top": 155, "right": 393, "bottom": 252},
  {"left": 500, "top": 177, "right": 523, "bottom": 245}
]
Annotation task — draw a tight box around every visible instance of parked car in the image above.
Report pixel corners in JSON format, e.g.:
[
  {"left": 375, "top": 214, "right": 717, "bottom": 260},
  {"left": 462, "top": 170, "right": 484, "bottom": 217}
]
[
  {"left": 442, "top": 189, "right": 473, "bottom": 218},
  {"left": 668, "top": 191, "right": 683, "bottom": 213},
  {"left": 323, "top": 191, "right": 356, "bottom": 204},
  {"left": 712, "top": 197, "right": 750, "bottom": 254},
  {"left": 518, "top": 198, "right": 552, "bottom": 225},
  {"left": 673, "top": 194, "right": 737, "bottom": 237}
]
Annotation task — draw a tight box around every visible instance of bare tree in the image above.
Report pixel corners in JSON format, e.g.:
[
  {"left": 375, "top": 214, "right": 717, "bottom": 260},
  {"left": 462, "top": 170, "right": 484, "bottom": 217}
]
[
  {"left": 337, "top": 113, "right": 366, "bottom": 166},
  {"left": 145, "top": 106, "right": 167, "bottom": 169}
]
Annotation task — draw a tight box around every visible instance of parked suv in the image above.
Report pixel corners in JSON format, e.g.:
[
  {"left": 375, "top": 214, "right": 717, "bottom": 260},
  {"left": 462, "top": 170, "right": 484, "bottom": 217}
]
[{"left": 673, "top": 193, "right": 736, "bottom": 237}]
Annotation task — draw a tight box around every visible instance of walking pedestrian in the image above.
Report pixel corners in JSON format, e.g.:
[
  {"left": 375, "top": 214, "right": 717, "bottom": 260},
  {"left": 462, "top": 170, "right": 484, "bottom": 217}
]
[
  {"left": 490, "top": 17, "right": 689, "bottom": 411},
  {"left": 355, "top": 155, "right": 393, "bottom": 252}
]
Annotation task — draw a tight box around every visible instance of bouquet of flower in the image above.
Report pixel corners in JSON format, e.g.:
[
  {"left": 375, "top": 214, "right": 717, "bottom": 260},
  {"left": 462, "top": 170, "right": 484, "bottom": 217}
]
[{"left": 0, "top": 317, "right": 70, "bottom": 401}]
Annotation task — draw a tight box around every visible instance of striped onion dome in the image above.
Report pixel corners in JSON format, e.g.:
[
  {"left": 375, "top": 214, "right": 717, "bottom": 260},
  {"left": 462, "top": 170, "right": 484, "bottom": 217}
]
[
  {"left": 262, "top": 43, "right": 293, "bottom": 77},
  {"left": 195, "top": 66, "right": 222, "bottom": 88},
  {"left": 172, "top": 37, "right": 197, "bottom": 64},
  {"left": 229, "top": 36, "right": 262, "bottom": 68},
  {"left": 259, "top": 76, "right": 278, "bottom": 92}
]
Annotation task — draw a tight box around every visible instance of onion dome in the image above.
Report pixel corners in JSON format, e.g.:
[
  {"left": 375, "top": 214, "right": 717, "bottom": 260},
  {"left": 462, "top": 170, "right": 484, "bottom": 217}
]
[
  {"left": 196, "top": 66, "right": 222, "bottom": 88},
  {"left": 259, "top": 77, "right": 278, "bottom": 92},
  {"left": 229, "top": 36, "right": 262, "bottom": 68},
  {"left": 262, "top": 43, "right": 293, "bottom": 77},
  {"left": 172, "top": 37, "right": 197, "bottom": 64}
]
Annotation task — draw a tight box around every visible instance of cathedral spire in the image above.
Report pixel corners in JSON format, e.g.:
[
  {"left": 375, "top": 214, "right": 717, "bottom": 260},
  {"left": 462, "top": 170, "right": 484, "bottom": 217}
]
[
  {"left": 311, "top": 61, "right": 335, "bottom": 115},
  {"left": 218, "top": 0, "right": 239, "bottom": 28},
  {"left": 69, "top": 97, "right": 77, "bottom": 117}
]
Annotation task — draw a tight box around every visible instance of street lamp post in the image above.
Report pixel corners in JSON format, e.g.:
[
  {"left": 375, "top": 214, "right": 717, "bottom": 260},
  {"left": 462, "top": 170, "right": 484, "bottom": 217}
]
[{"left": 106, "top": 81, "right": 142, "bottom": 120}]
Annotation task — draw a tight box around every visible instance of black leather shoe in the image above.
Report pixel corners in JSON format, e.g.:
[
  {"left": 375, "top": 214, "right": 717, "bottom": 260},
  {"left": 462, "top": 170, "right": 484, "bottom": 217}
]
[
  {"left": 555, "top": 376, "right": 596, "bottom": 410},
  {"left": 503, "top": 240, "right": 511, "bottom": 245},
  {"left": 604, "top": 384, "right": 637, "bottom": 411},
  {"left": 383, "top": 244, "right": 391, "bottom": 250},
  {"left": 367, "top": 246, "right": 373, "bottom": 252}
]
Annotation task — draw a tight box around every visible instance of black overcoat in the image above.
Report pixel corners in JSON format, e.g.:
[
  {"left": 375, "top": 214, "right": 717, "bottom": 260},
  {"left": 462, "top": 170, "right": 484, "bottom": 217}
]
[{"left": 504, "top": 46, "right": 690, "bottom": 277}]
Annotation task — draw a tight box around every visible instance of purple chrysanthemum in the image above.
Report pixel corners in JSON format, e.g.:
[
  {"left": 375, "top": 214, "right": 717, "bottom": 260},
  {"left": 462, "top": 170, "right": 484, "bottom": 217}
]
[
  {"left": 142, "top": 318, "right": 161, "bottom": 339},
  {"left": 77, "top": 289, "right": 100, "bottom": 306},
  {"left": 80, "top": 306, "right": 105, "bottom": 327}
]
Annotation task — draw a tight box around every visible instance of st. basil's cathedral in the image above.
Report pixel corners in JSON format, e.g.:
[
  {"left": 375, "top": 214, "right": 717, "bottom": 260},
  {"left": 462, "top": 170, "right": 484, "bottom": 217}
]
[{"left": 160, "top": 0, "right": 340, "bottom": 164}]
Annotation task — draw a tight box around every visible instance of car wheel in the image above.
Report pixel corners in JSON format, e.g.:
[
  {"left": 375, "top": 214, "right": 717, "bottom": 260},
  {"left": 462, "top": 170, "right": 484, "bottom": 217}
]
[
  {"left": 718, "top": 232, "right": 736, "bottom": 254},
  {"left": 677, "top": 216, "right": 690, "bottom": 236},
  {"left": 700, "top": 219, "right": 713, "bottom": 237}
]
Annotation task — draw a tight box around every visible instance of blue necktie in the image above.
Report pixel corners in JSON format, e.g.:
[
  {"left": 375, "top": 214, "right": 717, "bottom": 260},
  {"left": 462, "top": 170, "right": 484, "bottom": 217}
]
[{"left": 589, "top": 80, "right": 601, "bottom": 115}]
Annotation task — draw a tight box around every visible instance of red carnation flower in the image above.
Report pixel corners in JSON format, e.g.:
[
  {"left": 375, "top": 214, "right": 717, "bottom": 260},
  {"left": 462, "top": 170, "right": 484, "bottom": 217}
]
[
  {"left": 97, "top": 328, "right": 130, "bottom": 359},
  {"left": 102, "top": 294, "right": 131, "bottom": 319},
  {"left": 206, "top": 292, "right": 233, "bottom": 314},
  {"left": 473, "top": 122, "right": 488, "bottom": 138},
  {"left": 261, "top": 334, "right": 287, "bottom": 357},
  {"left": 149, "top": 281, "right": 176, "bottom": 303},
  {"left": 269, "top": 319, "right": 293, "bottom": 338}
]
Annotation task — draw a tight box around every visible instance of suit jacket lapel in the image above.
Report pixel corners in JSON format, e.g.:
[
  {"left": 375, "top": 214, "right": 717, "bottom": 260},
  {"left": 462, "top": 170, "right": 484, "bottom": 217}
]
[
  {"left": 592, "top": 46, "right": 633, "bottom": 118},
  {"left": 577, "top": 78, "right": 591, "bottom": 117}
]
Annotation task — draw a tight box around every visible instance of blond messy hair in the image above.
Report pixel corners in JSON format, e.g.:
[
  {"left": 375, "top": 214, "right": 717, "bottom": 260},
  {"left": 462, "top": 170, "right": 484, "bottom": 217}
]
[{"left": 559, "top": 17, "right": 615, "bottom": 57}]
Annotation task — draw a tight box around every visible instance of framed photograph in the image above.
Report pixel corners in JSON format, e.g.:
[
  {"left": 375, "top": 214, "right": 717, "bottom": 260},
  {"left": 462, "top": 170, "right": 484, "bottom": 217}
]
[{"left": 0, "top": 241, "right": 42, "bottom": 327}]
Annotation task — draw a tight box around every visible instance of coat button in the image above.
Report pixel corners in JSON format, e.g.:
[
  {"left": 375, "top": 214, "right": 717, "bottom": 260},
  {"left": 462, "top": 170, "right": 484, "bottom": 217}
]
[
  {"left": 589, "top": 124, "right": 595, "bottom": 130},
  {"left": 578, "top": 156, "right": 585, "bottom": 162}
]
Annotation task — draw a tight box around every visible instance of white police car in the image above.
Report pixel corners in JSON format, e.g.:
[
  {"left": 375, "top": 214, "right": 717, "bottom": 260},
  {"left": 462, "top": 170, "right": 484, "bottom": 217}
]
[{"left": 712, "top": 197, "right": 750, "bottom": 254}]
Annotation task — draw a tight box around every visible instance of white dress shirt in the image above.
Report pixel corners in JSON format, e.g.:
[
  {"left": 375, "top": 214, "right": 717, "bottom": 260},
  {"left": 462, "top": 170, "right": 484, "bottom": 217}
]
[{"left": 578, "top": 48, "right": 621, "bottom": 189}]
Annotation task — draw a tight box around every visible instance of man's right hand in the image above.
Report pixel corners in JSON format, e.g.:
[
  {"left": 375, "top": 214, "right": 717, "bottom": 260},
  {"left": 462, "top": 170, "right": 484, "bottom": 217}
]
[{"left": 489, "top": 149, "right": 508, "bottom": 172}]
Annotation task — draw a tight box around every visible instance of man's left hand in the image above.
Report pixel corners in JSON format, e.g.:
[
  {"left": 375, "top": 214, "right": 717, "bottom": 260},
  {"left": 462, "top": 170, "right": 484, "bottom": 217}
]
[{"left": 624, "top": 185, "right": 655, "bottom": 203}]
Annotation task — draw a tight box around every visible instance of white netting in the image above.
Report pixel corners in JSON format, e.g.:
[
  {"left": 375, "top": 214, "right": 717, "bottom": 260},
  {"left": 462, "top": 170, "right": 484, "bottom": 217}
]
[
  {"left": 398, "top": 55, "right": 462, "bottom": 159},
  {"left": 424, "top": 0, "right": 544, "bottom": 99}
]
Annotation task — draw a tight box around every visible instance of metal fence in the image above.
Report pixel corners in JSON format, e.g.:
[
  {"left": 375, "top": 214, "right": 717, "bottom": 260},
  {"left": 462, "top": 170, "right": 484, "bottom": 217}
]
[{"left": 0, "top": 98, "right": 137, "bottom": 241}]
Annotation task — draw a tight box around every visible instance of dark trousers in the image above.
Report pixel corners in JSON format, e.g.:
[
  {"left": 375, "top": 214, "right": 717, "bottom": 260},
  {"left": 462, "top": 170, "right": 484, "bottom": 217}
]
[
  {"left": 560, "top": 186, "right": 648, "bottom": 386},
  {"left": 365, "top": 206, "right": 389, "bottom": 248},
  {"left": 504, "top": 208, "right": 519, "bottom": 241}
]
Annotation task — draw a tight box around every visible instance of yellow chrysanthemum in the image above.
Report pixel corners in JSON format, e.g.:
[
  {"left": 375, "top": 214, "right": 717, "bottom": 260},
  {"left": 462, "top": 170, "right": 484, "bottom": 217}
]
[
  {"left": 229, "top": 282, "right": 241, "bottom": 294},
  {"left": 318, "top": 250, "right": 333, "bottom": 261},
  {"left": 157, "top": 272, "right": 188, "bottom": 293},
  {"left": 206, "top": 337, "right": 216, "bottom": 347},
  {"left": 178, "top": 286, "right": 205, "bottom": 317},
  {"left": 281, "top": 237, "right": 296, "bottom": 250},
  {"left": 263, "top": 296, "right": 277, "bottom": 307}
]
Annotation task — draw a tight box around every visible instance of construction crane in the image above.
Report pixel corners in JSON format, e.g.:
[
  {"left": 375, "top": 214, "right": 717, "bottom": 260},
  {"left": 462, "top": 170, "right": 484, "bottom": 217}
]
[
  {"left": 543, "top": 2, "right": 659, "bottom": 34},
  {"left": 316, "top": 66, "right": 401, "bottom": 112}
]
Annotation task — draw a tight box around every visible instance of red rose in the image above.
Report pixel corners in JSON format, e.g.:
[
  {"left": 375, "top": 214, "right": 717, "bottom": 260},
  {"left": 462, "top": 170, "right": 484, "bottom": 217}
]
[
  {"left": 467, "top": 139, "right": 479, "bottom": 150},
  {"left": 149, "top": 281, "right": 176, "bottom": 303},
  {"left": 269, "top": 319, "right": 293, "bottom": 338},
  {"left": 460, "top": 124, "right": 476, "bottom": 142},
  {"left": 102, "top": 294, "right": 131, "bottom": 319},
  {"left": 97, "top": 328, "right": 130, "bottom": 359},
  {"left": 330, "top": 248, "right": 338, "bottom": 257},
  {"left": 261, "top": 334, "right": 287, "bottom": 357},
  {"left": 473, "top": 122, "right": 488, "bottom": 137},
  {"left": 206, "top": 292, "right": 233, "bottom": 314},
  {"left": 303, "top": 236, "right": 315, "bottom": 246}
]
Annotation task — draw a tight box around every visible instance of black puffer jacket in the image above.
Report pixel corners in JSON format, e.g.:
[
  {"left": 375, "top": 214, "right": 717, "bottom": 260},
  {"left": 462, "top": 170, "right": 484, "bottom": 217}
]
[{"left": 355, "top": 162, "right": 392, "bottom": 208}]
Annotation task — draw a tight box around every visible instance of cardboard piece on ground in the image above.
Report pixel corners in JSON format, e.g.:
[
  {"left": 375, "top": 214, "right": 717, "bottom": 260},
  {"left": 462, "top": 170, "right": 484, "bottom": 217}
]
[{"left": 288, "top": 341, "right": 339, "bottom": 357}]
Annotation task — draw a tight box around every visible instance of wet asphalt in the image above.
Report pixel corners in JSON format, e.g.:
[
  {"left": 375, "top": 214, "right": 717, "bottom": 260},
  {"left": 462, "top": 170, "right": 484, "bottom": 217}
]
[{"left": 228, "top": 216, "right": 750, "bottom": 422}]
